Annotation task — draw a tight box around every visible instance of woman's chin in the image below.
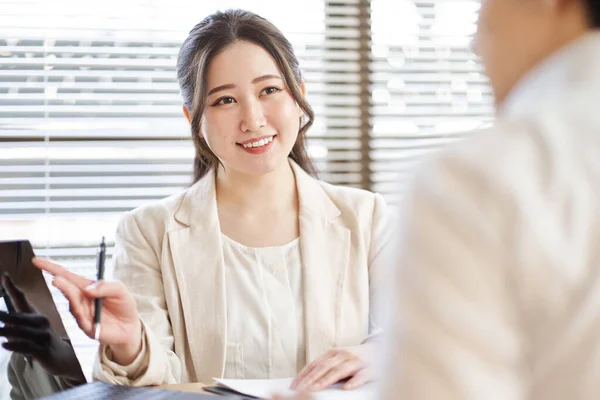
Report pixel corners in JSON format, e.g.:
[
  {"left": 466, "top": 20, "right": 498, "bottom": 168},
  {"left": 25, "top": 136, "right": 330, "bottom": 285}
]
[{"left": 232, "top": 157, "right": 289, "bottom": 178}]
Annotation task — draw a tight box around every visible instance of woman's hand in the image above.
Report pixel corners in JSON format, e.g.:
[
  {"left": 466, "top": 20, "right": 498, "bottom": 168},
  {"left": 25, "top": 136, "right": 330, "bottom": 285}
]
[
  {"left": 0, "top": 275, "right": 84, "bottom": 382},
  {"left": 290, "top": 344, "right": 374, "bottom": 392},
  {"left": 33, "top": 258, "right": 143, "bottom": 365},
  {"left": 271, "top": 393, "right": 312, "bottom": 400}
]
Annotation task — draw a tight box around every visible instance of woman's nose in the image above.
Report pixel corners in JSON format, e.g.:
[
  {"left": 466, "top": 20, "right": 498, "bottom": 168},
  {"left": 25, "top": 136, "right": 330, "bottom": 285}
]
[{"left": 240, "top": 100, "right": 267, "bottom": 132}]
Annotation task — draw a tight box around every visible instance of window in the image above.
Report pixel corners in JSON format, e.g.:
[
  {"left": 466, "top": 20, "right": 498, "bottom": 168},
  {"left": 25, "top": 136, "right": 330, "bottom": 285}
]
[
  {"left": 370, "top": 0, "right": 493, "bottom": 203},
  {"left": 0, "top": 0, "right": 491, "bottom": 381}
]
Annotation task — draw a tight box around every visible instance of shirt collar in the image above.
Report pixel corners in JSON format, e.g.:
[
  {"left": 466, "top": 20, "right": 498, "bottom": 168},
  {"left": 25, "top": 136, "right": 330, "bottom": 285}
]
[{"left": 501, "top": 32, "right": 600, "bottom": 120}]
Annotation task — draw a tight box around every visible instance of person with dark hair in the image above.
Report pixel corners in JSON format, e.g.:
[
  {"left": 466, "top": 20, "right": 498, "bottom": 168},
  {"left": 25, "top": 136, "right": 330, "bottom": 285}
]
[
  {"left": 583, "top": 0, "right": 600, "bottom": 26},
  {"left": 35, "top": 9, "right": 394, "bottom": 390},
  {"left": 375, "top": 0, "right": 600, "bottom": 399}
]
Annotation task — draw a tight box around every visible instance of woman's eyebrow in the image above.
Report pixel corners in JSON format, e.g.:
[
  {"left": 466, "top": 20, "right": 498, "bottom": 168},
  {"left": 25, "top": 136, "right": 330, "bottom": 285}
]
[
  {"left": 251, "top": 74, "right": 282, "bottom": 83},
  {"left": 207, "top": 74, "right": 282, "bottom": 96},
  {"left": 207, "top": 83, "right": 235, "bottom": 96}
]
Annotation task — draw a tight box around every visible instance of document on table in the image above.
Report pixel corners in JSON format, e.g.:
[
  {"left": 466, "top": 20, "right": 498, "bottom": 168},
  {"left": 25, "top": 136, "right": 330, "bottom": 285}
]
[{"left": 213, "top": 377, "right": 377, "bottom": 399}]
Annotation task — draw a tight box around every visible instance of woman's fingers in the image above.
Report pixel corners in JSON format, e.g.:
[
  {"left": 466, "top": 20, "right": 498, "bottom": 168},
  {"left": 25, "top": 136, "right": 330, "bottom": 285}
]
[
  {"left": 292, "top": 364, "right": 314, "bottom": 389},
  {"left": 33, "top": 258, "right": 92, "bottom": 290},
  {"left": 1, "top": 275, "right": 35, "bottom": 314},
  {"left": 293, "top": 346, "right": 372, "bottom": 392},
  {"left": 309, "top": 359, "right": 364, "bottom": 391},
  {"left": 292, "top": 362, "right": 320, "bottom": 389},
  {"left": 84, "top": 280, "right": 128, "bottom": 300},
  {"left": 343, "top": 367, "right": 372, "bottom": 390},
  {"left": 292, "top": 350, "right": 336, "bottom": 389},
  {"left": 296, "top": 353, "right": 346, "bottom": 391},
  {"left": 52, "top": 277, "right": 93, "bottom": 334},
  {"left": 271, "top": 394, "right": 312, "bottom": 400}
]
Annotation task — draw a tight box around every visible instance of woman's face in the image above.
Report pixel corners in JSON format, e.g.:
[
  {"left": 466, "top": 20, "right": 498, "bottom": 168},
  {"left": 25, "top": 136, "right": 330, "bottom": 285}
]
[{"left": 200, "top": 40, "right": 304, "bottom": 177}]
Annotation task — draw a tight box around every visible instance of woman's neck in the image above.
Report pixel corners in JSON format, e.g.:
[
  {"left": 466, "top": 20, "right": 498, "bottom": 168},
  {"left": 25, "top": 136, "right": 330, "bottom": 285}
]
[{"left": 215, "top": 160, "right": 297, "bottom": 213}]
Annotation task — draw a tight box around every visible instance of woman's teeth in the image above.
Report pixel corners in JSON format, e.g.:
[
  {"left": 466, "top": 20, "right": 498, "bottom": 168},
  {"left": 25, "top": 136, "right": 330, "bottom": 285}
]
[{"left": 242, "top": 136, "right": 274, "bottom": 148}]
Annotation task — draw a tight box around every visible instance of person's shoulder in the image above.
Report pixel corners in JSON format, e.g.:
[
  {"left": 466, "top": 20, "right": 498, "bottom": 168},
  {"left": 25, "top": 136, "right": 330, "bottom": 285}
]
[
  {"left": 419, "top": 118, "right": 555, "bottom": 194},
  {"left": 317, "top": 179, "right": 384, "bottom": 208},
  {"left": 118, "top": 184, "right": 194, "bottom": 234},
  {"left": 315, "top": 179, "right": 387, "bottom": 223},
  {"left": 129, "top": 188, "right": 188, "bottom": 220},
  {"left": 407, "top": 112, "right": 584, "bottom": 232}
]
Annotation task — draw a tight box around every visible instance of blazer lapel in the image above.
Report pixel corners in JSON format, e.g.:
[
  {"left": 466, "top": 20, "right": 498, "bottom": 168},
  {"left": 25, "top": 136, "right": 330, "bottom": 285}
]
[
  {"left": 292, "top": 162, "right": 351, "bottom": 363},
  {"left": 168, "top": 170, "right": 226, "bottom": 382}
]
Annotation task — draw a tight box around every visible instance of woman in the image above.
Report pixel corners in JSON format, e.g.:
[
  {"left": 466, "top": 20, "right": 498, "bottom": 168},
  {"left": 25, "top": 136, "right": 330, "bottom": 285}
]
[{"left": 35, "top": 9, "right": 393, "bottom": 391}]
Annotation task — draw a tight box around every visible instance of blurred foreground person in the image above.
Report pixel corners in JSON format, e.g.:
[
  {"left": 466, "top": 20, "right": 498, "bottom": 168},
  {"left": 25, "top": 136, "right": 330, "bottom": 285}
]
[{"left": 381, "top": 0, "right": 600, "bottom": 399}]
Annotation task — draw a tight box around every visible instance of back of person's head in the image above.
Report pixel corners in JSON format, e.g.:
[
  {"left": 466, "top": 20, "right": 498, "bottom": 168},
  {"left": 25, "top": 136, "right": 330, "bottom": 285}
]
[
  {"left": 474, "top": 0, "right": 600, "bottom": 107},
  {"left": 176, "top": 9, "right": 316, "bottom": 183},
  {"left": 583, "top": 0, "right": 600, "bottom": 26}
]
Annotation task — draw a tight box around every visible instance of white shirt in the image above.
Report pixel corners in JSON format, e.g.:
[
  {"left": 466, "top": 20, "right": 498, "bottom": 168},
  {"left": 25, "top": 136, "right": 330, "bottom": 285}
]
[
  {"left": 222, "top": 234, "right": 306, "bottom": 379},
  {"left": 381, "top": 32, "right": 600, "bottom": 400}
]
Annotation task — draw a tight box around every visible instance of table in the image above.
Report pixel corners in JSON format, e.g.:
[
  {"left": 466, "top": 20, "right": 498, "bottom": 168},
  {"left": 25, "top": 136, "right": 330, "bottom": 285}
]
[
  {"left": 159, "top": 382, "right": 211, "bottom": 394},
  {"left": 42, "top": 382, "right": 214, "bottom": 399}
]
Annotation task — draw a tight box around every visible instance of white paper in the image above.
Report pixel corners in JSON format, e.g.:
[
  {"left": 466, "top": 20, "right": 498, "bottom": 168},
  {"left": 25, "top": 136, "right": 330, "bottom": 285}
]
[{"left": 213, "top": 377, "right": 377, "bottom": 399}]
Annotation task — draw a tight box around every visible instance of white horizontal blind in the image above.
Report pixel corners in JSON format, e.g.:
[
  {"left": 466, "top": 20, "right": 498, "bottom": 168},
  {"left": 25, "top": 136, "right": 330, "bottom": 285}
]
[
  {"left": 370, "top": 0, "right": 494, "bottom": 205},
  {"left": 316, "top": 0, "right": 368, "bottom": 188}
]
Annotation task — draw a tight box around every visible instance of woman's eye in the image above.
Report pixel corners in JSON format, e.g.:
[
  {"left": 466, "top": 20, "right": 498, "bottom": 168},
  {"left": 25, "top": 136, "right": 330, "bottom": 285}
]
[
  {"left": 214, "top": 96, "right": 235, "bottom": 106},
  {"left": 261, "top": 87, "right": 281, "bottom": 96}
]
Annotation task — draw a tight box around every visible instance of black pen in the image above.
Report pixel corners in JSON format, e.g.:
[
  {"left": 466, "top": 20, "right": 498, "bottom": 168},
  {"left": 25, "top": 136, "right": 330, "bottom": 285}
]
[{"left": 93, "top": 237, "right": 106, "bottom": 341}]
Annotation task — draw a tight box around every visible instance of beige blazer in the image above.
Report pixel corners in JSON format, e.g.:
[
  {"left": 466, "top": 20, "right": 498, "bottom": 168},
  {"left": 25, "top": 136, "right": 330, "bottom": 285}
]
[{"left": 93, "top": 161, "right": 393, "bottom": 386}]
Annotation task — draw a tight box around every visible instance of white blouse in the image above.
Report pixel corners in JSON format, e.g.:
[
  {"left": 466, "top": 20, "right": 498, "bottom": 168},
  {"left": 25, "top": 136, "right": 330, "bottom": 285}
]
[{"left": 222, "top": 234, "right": 306, "bottom": 379}]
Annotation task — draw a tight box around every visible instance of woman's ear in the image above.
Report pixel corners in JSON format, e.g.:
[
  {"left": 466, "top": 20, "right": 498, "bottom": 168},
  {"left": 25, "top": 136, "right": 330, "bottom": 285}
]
[{"left": 182, "top": 105, "right": 192, "bottom": 124}]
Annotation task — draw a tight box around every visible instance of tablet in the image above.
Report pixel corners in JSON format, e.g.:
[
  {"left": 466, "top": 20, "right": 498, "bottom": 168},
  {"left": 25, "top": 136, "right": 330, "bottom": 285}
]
[{"left": 0, "top": 240, "right": 73, "bottom": 351}]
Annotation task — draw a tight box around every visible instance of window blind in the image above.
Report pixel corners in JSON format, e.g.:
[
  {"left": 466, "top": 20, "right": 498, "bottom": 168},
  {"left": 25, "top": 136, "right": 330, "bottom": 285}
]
[
  {"left": 370, "top": 0, "right": 493, "bottom": 205},
  {"left": 0, "top": 0, "right": 493, "bottom": 381}
]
